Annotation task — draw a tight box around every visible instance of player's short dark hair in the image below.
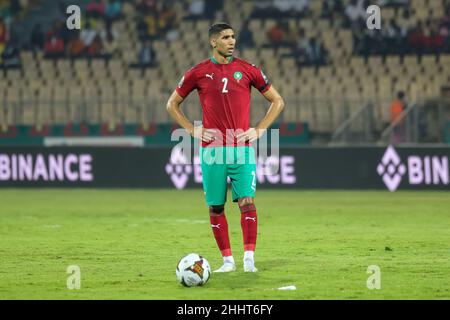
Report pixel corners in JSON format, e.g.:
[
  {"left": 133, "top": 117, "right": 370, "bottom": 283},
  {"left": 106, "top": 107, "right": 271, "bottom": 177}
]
[{"left": 208, "top": 23, "right": 233, "bottom": 38}]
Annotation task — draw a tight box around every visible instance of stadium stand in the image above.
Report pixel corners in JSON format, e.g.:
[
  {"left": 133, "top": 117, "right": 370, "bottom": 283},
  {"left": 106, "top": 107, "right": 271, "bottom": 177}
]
[{"left": 0, "top": 0, "right": 449, "bottom": 144}]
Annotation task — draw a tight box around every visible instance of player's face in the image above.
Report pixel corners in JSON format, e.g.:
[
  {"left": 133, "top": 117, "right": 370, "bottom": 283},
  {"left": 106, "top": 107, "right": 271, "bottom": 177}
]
[{"left": 211, "top": 29, "right": 236, "bottom": 57}]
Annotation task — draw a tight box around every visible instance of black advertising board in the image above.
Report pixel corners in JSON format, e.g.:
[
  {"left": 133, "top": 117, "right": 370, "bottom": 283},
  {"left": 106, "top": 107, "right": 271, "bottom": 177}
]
[{"left": 0, "top": 146, "right": 449, "bottom": 191}]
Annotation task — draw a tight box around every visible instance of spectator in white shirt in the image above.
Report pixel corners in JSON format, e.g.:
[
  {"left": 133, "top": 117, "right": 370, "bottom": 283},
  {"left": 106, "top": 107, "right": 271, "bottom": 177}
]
[
  {"left": 80, "top": 22, "right": 97, "bottom": 47},
  {"left": 345, "top": 0, "right": 365, "bottom": 26}
]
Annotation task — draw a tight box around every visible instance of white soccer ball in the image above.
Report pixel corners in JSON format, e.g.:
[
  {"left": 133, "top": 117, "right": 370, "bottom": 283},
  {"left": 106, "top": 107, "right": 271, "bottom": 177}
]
[{"left": 176, "top": 253, "right": 211, "bottom": 287}]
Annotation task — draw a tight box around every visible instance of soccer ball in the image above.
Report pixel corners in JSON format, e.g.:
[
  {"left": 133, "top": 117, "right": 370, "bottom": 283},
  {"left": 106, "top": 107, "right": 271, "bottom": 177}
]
[{"left": 176, "top": 253, "right": 211, "bottom": 287}]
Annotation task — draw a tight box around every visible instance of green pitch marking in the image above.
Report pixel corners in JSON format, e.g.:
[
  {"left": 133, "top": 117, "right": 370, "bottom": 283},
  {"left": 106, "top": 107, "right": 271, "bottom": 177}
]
[{"left": 0, "top": 189, "right": 449, "bottom": 299}]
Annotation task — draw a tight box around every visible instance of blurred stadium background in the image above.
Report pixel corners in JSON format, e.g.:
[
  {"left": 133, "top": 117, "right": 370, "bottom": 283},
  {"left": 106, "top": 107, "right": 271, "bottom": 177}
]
[{"left": 0, "top": 0, "right": 449, "bottom": 146}]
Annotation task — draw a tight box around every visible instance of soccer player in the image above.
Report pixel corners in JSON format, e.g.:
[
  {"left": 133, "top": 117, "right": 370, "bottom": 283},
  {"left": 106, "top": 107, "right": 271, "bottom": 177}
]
[{"left": 166, "top": 23, "right": 284, "bottom": 272}]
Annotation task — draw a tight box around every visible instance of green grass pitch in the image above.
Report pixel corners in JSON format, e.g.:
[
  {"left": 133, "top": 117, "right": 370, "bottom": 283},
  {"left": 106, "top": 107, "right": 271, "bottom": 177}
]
[{"left": 0, "top": 189, "right": 449, "bottom": 299}]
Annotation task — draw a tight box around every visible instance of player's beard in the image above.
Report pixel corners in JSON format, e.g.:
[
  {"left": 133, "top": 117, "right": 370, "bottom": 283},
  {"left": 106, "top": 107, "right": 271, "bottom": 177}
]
[{"left": 218, "top": 48, "right": 233, "bottom": 58}]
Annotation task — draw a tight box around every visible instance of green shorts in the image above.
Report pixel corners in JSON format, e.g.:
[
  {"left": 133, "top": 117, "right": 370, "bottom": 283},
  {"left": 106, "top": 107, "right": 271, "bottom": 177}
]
[{"left": 201, "top": 146, "right": 257, "bottom": 206}]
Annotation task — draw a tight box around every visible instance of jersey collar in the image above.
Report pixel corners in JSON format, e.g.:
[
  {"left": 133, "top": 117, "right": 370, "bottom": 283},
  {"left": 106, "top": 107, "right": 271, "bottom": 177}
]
[{"left": 210, "top": 56, "right": 234, "bottom": 65}]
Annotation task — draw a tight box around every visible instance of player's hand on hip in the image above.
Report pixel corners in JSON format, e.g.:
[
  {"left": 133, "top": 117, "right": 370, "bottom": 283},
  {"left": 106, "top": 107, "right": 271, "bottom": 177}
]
[
  {"left": 192, "top": 126, "right": 217, "bottom": 143},
  {"left": 237, "top": 128, "right": 266, "bottom": 143}
]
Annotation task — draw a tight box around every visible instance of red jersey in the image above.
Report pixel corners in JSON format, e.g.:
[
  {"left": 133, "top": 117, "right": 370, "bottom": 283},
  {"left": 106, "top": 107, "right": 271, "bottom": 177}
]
[{"left": 175, "top": 56, "right": 271, "bottom": 146}]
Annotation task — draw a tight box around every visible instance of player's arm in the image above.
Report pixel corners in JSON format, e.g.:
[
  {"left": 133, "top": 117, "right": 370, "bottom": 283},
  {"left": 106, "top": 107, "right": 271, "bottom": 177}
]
[
  {"left": 256, "top": 85, "right": 285, "bottom": 132},
  {"left": 166, "top": 90, "right": 216, "bottom": 143},
  {"left": 237, "top": 85, "right": 285, "bottom": 143}
]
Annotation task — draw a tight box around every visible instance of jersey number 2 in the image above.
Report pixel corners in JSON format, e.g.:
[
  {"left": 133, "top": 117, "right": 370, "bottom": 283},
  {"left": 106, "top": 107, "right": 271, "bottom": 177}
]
[{"left": 221, "top": 78, "right": 228, "bottom": 93}]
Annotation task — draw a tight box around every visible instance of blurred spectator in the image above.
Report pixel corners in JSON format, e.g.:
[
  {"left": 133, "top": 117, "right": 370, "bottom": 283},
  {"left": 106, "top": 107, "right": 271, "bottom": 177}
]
[
  {"left": 87, "top": 34, "right": 103, "bottom": 57},
  {"left": 379, "top": 0, "right": 409, "bottom": 7},
  {"left": 105, "top": 0, "right": 122, "bottom": 23},
  {"left": 2, "top": 41, "right": 20, "bottom": 68},
  {"left": 10, "top": 0, "right": 22, "bottom": 17},
  {"left": 321, "top": 0, "right": 344, "bottom": 19},
  {"left": 427, "top": 21, "right": 445, "bottom": 54},
  {"left": 158, "top": 3, "right": 176, "bottom": 32},
  {"left": 165, "top": 22, "right": 180, "bottom": 43},
  {"left": 383, "top": 19, "right": 407, "bottom": 55},
  {"left": 139, "top": 40, "right": 156, "bottom": 67},
  {"left": 354, "top": 26, "right": 382, "bottom": 56},
  {"left": 204, "top": 0, "right": 223, "bottom": 20},
  {"left": 409, "top": 20, "right": 445, "bottom": 55},
  {"left": 46, "top": 20, "right": 69, "bottom": 49},
  {"left": 102, "top": 30, "right": 119, "bottom": 58},
  {"left": 136, "top": 0, "right": 156, "bottom": 15},
  {"left": 344, "top": 0, "right": 365, "bottom": 28},
  {"left": 64, "top": 21, "right": 103, "bottom": 58},
  {"left": 237, "top": 21, "right": 254, "bottom": 51},
  {"left": 284, "top": 23, "right": 299, "bottom": 49},
  {"left": 398, "top": 7, "right": 414, "bottom": 31},
  {"left": 391, "top": 91, "right": 405, "bottom": 123},
  {"left": 80, "top": 21, "right": 97, "bottom": 48},
  {"left": 292, "top": 32, "right": 328, "bottom": 67},
  {"left": 144, "top": 12, "right": 160, "bottom": 40},
  {"left": 101, "top": 18, "right": 120, "bottom": 40},
  {"left": 439, "top": 7, "right": 450, "bottom": 51},
  {"left": 351, "top": 3, "right": 450, "bottom": 57},
  {"left": 273, "top": 0, "right": 309, "bottom": 18},
  {"left": 265, "top": 21, "right": 297, "bottom": 52},
  {"left": 0, "top": 1, "right": 13, "bottom": 25},
  {"left": 137, "top": 16, "right": 149, "bottom": 41},
  {"left": 67, "top": 31, "right": 86, "bottom": 57},
  {"left": 86, "top": 0, "right": 105, "bottom": 19},
  {"left": 352, "top": 0, "right": 450, "bottom": 56},
  {"left": 54, "top": 20, "right": 70, "bottom": 47},
  {"left": 303, "top": 37, "right": 328, "bottom": 66},
  {"left": 30, "top": 23, "right": 44, "bottom": 52},
  {"left": 266, "top": 21, "right": 285, "bottom": 50},
  {"left": 252, "top": 0, "right": 309, "bottom": 18},
  {"left": 213, "top": 9, "right": 229, "bottom": 23},
  {"left": 321, "top": 0, "right": 333, "bottom": 18},
  {"left": 250, "top": 1, "right": 272, "bottom": 18},
  {"left": 184, "top": 0, "right": 205, "bottom": 20},
  {"left": 0, "top": 18, "right": 7, "bottom": 63},
  {"left": 44, "top": 34, "right": 65, "bottom": 59},
  {"left": 292, "top": 27, "right": 309, "bottom": 57},
  {"left": 130, "top": 40, "right": 156, "bottom": 69},
  {"left": 408, "top": 21, "right": 428, "bottom": 55},
  {"left": 439, "top": 11, "right": 450, "bottom": 37},
  {"left": 390, "top": 91, "right": 407, "bottom": 144}
]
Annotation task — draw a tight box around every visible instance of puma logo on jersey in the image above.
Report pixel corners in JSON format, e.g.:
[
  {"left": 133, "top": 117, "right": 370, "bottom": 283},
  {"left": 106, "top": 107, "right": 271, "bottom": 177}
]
[
  {"left": 206, "top": 73, "right": 214, "bottom": 79},
  {"left": 211, "top": 223, "right": 220, "bottom": 229},
  {"left": 245, "top": 217, "right": 256, "bottom": 222}
]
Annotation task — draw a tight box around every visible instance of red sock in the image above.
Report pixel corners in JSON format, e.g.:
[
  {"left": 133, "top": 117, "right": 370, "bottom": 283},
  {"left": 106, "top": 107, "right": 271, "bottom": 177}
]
[
  {"left": 240, "top": 204, "right": 257, "bottom": 251},
  {"left": 210, "top": 212, "right": 232, "bottom": 257}
]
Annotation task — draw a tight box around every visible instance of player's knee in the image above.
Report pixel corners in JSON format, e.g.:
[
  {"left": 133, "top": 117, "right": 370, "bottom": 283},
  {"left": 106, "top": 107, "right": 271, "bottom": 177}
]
[
  {"left": 209, "top": 205, "right": 225, "bottom": 216},
  {"left": 238, "top": 197, "right": 255, "bottom": 213},
  {"left": 238, "top": 197, "right": 254, "bottom": 206}
]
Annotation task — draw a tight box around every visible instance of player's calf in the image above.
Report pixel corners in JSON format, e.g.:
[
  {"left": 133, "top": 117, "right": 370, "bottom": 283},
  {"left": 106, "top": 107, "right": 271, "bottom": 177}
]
[
  {"left": 239, "top": 199, "right": 258, "bottom": 272},
  {"left": 209, "top": 205, "right": 236, "bottom": 272}
]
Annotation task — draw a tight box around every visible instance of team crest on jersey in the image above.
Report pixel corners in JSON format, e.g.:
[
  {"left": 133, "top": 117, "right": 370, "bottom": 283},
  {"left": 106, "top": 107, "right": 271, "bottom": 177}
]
[
  {"left": 234, "top": 71, "right": 243, "bottom": 82},
  {"left": 178, "top": 75, "right": 185, "bottom": 88}
]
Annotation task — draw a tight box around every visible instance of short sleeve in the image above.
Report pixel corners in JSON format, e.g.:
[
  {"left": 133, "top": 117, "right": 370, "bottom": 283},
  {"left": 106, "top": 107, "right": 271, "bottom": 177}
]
[
  {"left": 249, "top": 64, "right": 271, "bottom": 94},
  {"left": 175, "top": 68, "right": 197, "bottom": 98}
]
